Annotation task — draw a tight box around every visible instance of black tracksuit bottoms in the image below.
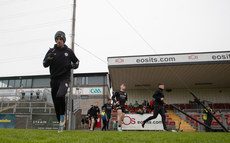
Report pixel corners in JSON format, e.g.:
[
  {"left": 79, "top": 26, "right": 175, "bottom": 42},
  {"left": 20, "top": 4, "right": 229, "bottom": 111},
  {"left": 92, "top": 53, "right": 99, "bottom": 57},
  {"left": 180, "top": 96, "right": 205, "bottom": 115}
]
[
  {"left": 106, "top": 116, "right": 111, "bottom": 130},
  {"left": 102, "top": 119, "right": 107, "bottom": 131},
  {"left": 143, "top": 105, "right": 167, "bottom": 130},
  {"left": 50, "top": 79, "right": 69, "bottom": 122}
]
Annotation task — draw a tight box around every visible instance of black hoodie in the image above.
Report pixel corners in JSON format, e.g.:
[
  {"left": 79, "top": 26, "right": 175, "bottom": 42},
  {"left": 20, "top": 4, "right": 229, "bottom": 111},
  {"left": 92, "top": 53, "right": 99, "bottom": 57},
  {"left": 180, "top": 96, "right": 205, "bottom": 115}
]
[
  {"left": 153, "top": 88, "right": 165, "bottom": 106},
  {"left": 43, "top": 44, "right": 79, "bottom": 79}
]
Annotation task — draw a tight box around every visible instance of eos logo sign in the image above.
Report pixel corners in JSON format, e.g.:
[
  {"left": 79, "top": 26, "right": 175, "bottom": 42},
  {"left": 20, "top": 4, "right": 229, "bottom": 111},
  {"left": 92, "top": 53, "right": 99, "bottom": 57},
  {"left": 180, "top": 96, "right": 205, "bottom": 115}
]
[
  {"left": 188, "top": 55, "right": 198, "bottom": 60},
  {"left": 90, "top": 88, "right": 102, "bottom": 94},
  {"left": 123, "top": 116, "right": 136, "bottom": 125},
  {"left": 115, "top": 58, "right": 124, "bottom": 63}
]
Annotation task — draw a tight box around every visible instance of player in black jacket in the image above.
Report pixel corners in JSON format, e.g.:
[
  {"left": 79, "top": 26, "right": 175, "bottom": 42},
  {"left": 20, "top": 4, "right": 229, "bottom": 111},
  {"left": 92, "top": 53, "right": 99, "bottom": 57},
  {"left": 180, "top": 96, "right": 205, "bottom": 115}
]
[
  {"left": 43, "top": 31, "right": 79, "bottom": 133},
  {"left": 112, "top": 83, "right": 128, "bottom": 131},
  {"left": 102, "top": 99, "right": 113, "bottom": 130},
  {"left": 89, "top": 102, "right": 100, "bottom": 131},
  {"left": 87, "top": 105, "right": 93, "bottom": 129},
  {"left": 142, "top": 83, "right": 167, "bottom": 131}
]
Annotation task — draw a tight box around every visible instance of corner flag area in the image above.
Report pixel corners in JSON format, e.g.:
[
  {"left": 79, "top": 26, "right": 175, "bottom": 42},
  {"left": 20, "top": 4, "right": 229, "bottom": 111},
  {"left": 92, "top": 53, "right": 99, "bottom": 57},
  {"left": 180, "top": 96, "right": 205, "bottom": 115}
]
[{"left": 0, "top": 129, "right": 229, "bottom": 143}]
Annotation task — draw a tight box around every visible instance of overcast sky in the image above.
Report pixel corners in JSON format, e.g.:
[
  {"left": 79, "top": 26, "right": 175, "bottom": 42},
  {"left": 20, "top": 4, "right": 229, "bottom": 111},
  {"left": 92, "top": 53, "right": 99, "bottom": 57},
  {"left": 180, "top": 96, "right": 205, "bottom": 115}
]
[{"left": 0, "top": 0, "right": 230, "bottom": 77}]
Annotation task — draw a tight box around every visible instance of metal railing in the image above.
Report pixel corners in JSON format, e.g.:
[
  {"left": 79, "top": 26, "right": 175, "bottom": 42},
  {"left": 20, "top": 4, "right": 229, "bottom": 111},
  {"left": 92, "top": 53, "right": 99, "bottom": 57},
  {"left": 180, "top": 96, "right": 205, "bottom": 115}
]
[
  {"left": 0, "top": 101, "right": 55, "bottom": 115},
  {"left": 178, "top": 112, "right": 230, "bottom": 132}
]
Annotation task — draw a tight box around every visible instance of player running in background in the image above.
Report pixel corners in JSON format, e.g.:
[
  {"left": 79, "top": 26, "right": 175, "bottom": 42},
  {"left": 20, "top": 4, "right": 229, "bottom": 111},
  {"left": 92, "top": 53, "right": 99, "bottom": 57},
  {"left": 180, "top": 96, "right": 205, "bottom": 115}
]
[
  {"left": 102, "top": 99, "right": 113, "bottom": 130},
  {"left": 112, "top": 83, "right": 128, "bottom": 132},
  {"left": 89, "top": 102, "right": 100, "bottom": 131},
  {"left": 87, "top": 105, "right": 93, "bottom": 129},
  {"left": 142, "top": 83, "right": 168, "bottom": 131},
  {"left": 43, "top": 31, "right": 79, "bottom": 133}
]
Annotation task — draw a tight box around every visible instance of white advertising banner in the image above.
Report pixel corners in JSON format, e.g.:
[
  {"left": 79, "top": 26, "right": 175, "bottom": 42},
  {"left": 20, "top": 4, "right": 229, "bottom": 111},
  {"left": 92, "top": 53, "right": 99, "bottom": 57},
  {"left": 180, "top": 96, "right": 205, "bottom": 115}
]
[
  {"left": 108, "top": 52, "right": 230, "bottom": 66},
  {"left": 75, "top": 87, "right": 103, "bottom": 95},
  {"left": 122, "top": 114, "right": 163, "bottom": 130}
]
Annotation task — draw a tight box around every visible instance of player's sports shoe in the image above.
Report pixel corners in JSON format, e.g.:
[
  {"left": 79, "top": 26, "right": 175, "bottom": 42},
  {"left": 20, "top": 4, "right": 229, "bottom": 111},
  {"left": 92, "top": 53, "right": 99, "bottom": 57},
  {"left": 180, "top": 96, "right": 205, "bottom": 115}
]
[
  {"left": 117, "top": 126, "right": 122, "bottom": 132},
  {"left": 163, "top": 128, "right": 169, "bottom": 132},
  {"left": 58, "top": 125, "right": 64, "bottom": 133},
  {"left": 141, "top": 121, "right": 145, "bottom": 128},
  {"left": 58, "top": 115, "right": 66, "bottom": 133}
]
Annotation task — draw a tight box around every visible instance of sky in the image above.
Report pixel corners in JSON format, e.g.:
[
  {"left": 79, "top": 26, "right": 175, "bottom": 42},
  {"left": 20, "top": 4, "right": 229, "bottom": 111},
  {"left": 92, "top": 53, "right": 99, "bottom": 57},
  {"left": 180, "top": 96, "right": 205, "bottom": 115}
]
[{"left": 0, "top": 0, "right": 230, "bottom": 77}]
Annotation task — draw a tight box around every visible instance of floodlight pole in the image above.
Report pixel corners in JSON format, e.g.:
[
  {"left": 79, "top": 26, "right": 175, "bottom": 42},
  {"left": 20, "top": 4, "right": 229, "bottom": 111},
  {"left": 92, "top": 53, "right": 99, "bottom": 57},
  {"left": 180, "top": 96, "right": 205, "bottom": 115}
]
[{"left": 68, "top": 0, "right": 76, "bottom": 130}]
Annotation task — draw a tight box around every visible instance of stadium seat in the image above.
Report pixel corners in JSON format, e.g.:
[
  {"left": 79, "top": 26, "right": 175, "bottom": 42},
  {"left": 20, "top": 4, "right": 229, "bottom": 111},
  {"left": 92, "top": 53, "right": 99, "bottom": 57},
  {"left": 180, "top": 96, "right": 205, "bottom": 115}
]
[
  {"left": 213, "top": 104, "right": 225, "bottom": 109},
  {"left": 168, "top": 104, "right": 173, "bottom": 110},
  {"left": 227, "top": 120, "right": 230, "bottom": 126},
  {"left": 225, "top": 104, "right": 230, "bottom": 109},
  {"left": 164, "top": 104, "right": 169, "bottom": 109},
  {"left": 215, "top": 115, "right": 222, "bottom": 120},
  {"left": 194, "top": 121, "right": 198, "bottom": 127},
  {"left": 179, "top": 104, "right": 185, "bottom": 110},
  {"left": 185, "top": 104, "right": 194, "bottom": 109},
  {"left": 168, "top": 120, "right": 175, "bottom": 125},
  {"left": 211, "top": 120, "right": 219, "bottom": 126},
  {"left": 166, "top": 117, "right": 172, "bottom": 120},
  {"left": 208, "top": 104, "right": 213, "bottom": 108},
  {"left": 224, "top": 114, "right": 230, "bottom": 119}
]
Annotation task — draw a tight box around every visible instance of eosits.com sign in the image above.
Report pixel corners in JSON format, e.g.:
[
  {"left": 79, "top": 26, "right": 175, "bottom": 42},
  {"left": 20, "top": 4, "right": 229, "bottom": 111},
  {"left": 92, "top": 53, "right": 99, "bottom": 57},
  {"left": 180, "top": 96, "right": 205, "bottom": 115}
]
[{"left": 122, "top": 114, "right": 164, "bottom": 130}]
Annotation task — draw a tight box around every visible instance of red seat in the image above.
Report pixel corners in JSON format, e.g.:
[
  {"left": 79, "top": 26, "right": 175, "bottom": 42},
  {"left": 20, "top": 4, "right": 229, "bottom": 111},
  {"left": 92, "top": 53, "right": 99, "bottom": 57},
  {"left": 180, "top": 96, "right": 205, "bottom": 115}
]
[
  {"left": 168, "top": 120, "right": 175, "bottom": 125},
  {"left": 213, "top": 104, "right": 225, "bottom": 109},
  {"left": 166, "top": 120, "right": 169, "bottom": 125},
  {"left": 179, "top": 104, "right": 185, "bottom": 110},
  {"left": 168, "top": 104, "right": 173, "bottom": 109},
  {"left": 212, "top": 120, "right": 218, "bottom": 126},
  {"left": 225, "top": 104, "right": 230, "bottom": 109},
  {"left": 164, "top": 104, "right": 169, "bottom": 109},
  {"left": 224, "top": 114, "right": 230, "bottom": 119},
  {"left": 227, "top": 120, "right": 230, "bottom": 125},
  {"left": 166, "top": 117, "right": 172, "bottom": 120},
  {"left": 174, "top": 104, "right": 179, "bottom": 108}
]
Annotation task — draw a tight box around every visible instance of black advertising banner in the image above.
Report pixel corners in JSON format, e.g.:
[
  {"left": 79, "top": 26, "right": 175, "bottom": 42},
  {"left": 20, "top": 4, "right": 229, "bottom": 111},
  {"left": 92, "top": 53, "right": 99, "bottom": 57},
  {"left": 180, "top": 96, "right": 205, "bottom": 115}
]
[{"left": 32, "top": 115, "right": 59, "bottom": 130}]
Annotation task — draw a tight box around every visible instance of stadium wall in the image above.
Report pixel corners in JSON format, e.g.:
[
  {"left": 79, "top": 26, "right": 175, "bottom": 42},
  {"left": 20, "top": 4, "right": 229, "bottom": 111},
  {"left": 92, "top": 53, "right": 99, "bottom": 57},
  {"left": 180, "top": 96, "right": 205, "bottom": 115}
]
[{"left": 126, "top": 88, "right": 230, "bottom": 104}]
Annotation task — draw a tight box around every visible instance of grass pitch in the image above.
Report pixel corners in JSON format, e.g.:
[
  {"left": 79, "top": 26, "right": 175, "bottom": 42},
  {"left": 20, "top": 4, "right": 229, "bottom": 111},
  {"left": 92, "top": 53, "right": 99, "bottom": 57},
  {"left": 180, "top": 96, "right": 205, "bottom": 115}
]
[{"left": 0, "top": 129, "right": 229, "bottom": 143}]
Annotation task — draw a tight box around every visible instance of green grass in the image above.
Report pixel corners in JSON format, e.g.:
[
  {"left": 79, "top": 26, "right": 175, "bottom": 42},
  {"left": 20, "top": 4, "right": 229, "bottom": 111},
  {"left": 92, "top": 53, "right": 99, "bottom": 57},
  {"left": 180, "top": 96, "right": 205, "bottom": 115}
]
[{"left": 0, "top": 129, "right": 229, "bottom": 143}]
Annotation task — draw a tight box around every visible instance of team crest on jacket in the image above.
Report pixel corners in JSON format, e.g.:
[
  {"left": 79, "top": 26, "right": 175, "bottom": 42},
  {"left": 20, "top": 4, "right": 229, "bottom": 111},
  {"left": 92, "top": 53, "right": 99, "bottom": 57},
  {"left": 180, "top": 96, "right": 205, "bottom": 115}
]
[
  {"left": 64, "top": 53, "right": 68, "bottom": 56},
  {"left": 65, "top": 83, "right": 68, "bottom": 87}
]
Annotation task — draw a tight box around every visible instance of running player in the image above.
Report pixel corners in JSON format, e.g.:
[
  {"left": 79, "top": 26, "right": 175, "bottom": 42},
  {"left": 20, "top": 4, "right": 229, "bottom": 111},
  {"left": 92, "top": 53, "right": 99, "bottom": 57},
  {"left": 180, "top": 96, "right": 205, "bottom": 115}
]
[
  {"left": 112, "top": 83, "right": 128, "bottom": 132},
  {"left": 43, "top": 31, "right": 79, "bottom": 133},
  {"left": 142, "top": 83, "right": 167, "bottom": 131},
  {"left": 89, "top": 102, "right": 100, "bottom": 131},
  {"left": 102, "top": 99, "right": 113, "bottom": 130},
  {"left": 87, "top": 105, "right": 93, "bottom": 129}
]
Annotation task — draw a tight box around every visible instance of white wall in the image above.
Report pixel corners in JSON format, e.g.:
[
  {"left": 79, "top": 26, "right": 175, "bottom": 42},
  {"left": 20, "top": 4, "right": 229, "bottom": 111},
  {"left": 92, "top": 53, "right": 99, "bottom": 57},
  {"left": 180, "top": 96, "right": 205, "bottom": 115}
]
[{"left": 126, "top": 88, "right": 230, "bottom": 104}]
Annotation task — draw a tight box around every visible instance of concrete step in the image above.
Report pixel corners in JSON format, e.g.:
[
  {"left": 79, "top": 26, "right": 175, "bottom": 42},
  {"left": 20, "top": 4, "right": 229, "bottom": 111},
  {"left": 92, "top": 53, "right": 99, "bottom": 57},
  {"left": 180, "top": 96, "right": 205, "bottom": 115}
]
[{"left": 167, "top": 110, "right": 196, "bottom": 132}]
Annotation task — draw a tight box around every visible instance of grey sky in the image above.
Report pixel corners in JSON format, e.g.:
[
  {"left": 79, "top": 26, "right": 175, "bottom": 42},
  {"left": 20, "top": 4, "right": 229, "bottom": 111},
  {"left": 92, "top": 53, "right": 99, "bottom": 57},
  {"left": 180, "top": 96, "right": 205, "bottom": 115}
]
[{"left": 0, "top": 0, "right": 230, "bottom": 77}]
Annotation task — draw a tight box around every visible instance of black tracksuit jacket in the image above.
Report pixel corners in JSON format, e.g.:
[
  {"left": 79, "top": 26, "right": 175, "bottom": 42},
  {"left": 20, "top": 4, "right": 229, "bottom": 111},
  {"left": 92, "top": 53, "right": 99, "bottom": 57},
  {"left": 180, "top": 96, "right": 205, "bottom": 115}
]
[
  {"left": 43, "top": 44, "right": 79, "bottom": 79},
  {"left": 153, "top": 88, "right": 164, "bottom": 106}
]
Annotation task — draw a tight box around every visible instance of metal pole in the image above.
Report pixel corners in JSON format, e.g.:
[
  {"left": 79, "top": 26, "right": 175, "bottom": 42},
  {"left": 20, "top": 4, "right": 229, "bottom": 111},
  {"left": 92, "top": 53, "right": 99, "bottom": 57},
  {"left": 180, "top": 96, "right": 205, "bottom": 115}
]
[
  {"left": 190, "top": 92, "right": 229, "bottom": 132},
  {"left": 103, "top": 75, "right": 106, "bottom": 105},
  {"left": 68, "top": 0, "right": 76, "bottom": 130},
  {"left": 171, "top": 104, "right": 212, "bottom": 130}
]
